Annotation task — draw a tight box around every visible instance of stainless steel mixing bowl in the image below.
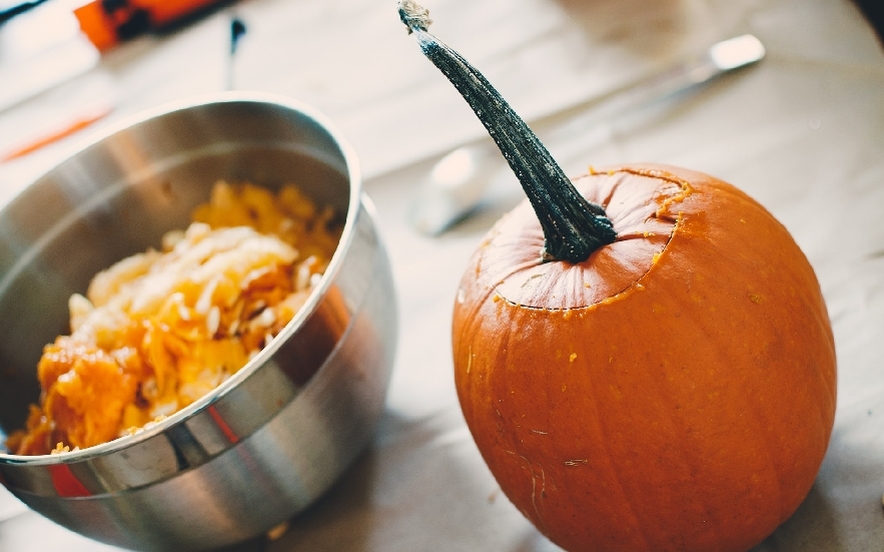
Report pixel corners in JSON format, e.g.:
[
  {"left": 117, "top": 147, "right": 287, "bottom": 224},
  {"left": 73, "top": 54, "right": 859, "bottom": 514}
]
[{"left": 0, "top": 92, "right": 398, "bottom": 551}]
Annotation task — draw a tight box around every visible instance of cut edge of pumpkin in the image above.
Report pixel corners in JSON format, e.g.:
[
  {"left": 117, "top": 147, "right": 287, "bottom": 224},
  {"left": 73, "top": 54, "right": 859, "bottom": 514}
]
[{"left": 492, "top": 166, "right": 694, "bottom": 312}]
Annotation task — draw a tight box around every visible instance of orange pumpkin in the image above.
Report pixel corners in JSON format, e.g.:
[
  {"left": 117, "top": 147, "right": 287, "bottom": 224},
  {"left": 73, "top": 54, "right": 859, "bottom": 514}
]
[
  {"left": 399, "top": 3, "right": 836, "bottom": 550},
  {"left": 451, "top": 163, "right": 836, "bottom": 551}
]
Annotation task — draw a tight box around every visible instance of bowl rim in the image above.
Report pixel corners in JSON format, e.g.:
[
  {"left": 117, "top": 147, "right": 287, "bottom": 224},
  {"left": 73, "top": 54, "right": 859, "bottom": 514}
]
[{"left": 0, "top": 91, "right": 364, "bottom": 466}]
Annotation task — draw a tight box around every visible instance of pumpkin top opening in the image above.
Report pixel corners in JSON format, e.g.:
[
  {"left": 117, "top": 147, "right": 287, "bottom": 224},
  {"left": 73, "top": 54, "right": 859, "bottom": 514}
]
[{"left": 476, "top": 168, "right": 690, "bottom": 310}]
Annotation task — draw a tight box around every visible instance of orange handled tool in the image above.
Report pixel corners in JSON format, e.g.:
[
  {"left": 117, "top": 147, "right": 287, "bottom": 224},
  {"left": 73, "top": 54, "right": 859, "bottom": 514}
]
[{"left": 74, "top": 0, "right": 224, "bottom": 51}]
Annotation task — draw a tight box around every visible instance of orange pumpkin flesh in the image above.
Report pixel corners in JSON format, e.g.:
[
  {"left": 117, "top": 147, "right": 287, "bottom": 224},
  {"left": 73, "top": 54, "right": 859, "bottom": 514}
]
[
  {"left": 452, "top": 164, "right": 836, "bottom": 552},
  {"left": 399, "top": 5, "right": 836, "bottom": 551}
]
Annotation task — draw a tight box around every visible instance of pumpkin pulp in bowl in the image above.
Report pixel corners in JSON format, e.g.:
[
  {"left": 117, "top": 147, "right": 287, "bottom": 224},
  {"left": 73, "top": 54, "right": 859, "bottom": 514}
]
[{"left": 7, "top": 180, "right": 342, "bottom": 456}]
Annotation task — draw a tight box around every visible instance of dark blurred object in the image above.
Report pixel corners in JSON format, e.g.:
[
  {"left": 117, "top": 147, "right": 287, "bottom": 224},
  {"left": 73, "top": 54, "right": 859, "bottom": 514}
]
[
  {"left": 230, "top": 16, "right": 245, "bottom": 55},
  {"left": 225, "top": 15, "right": 245, "bottom": 90},
  {"left": 74, "top": 0, "right": 230, "bottom": 51},
  {"left": 854, "top": 0, "right": 884, "bottom": 45},
  {"left": 0, "top": 0, "right": 48, "bottom": 25}
]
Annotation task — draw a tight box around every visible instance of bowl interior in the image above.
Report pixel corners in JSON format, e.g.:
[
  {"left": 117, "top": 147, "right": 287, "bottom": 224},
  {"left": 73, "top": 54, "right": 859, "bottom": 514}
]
[{"left": 0, "top": 96, "right": 355, "bottom": 447}]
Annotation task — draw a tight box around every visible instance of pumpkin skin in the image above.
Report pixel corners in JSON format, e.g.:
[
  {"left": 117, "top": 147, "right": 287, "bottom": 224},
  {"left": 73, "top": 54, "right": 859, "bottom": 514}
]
[{"left": 452, "top": 164, "right": 836, "bottom": 552}]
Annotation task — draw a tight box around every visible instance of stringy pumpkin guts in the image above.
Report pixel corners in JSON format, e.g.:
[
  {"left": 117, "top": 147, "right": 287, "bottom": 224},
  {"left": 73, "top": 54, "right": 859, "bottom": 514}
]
[{"left": 7, "top": 181, "right": 341, "bottom": 455}]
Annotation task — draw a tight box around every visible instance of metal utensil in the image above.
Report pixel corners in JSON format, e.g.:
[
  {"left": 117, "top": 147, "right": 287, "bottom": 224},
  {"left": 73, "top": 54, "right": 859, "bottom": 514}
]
[{"left": 409, "top": 34, "right": 766, "bottom": 235}]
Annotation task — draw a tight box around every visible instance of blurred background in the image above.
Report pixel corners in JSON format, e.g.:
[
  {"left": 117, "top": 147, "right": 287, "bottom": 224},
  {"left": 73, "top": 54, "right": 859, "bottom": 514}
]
[
  {"left": 1, "top": 0, "right": 879, "bottom": 193},
  {"left": 1, "top": 0, "right": 883, "bottom": 551}
]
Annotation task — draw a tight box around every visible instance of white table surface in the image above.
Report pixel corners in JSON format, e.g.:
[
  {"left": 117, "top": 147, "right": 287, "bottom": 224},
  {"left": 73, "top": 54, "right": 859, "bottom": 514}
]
[{"left": 1, "top": 0, "right": 883, "bottom": 550}]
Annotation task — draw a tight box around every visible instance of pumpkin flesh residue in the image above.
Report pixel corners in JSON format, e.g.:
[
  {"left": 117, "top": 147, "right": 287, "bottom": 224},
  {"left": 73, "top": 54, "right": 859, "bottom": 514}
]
[{"left": 6, "top": 182, "right": 341, "bottom": 456}]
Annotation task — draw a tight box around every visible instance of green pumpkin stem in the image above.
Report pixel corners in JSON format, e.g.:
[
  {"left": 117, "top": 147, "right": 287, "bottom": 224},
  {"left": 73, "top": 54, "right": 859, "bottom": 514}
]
[{"left": 398, "top": 1, "right": 616, "bottom": 263}]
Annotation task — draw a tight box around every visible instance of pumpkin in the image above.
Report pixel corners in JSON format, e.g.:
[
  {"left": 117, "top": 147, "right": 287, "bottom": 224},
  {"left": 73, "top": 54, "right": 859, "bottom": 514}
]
[
  {"left": 451, "top": 163, "right": 836, "bottom": 552},
  {"left": 399, "top": 3, "right": 836, "bottom": 552}
]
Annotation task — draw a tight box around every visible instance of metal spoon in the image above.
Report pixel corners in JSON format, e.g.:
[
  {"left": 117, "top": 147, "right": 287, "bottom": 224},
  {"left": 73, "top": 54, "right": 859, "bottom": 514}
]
[{"left": 409, "top": 34, "right": 766, "bottom": 235}]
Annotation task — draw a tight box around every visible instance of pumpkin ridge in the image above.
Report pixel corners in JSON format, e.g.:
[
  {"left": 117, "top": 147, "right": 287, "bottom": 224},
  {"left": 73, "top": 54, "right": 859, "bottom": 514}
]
[
  {"left": 663, "top": 310, "right": 787, "bottom": 549},
  {"left": 581, "top": 349, "right": 705, "bottom": 552},
  {"left": 594, "top": 290, "right": 735, "bottom": 549},
  {"left": 616, "top": 293, "right": 790, "bottom": 550},
  {"left": 494, "top": 309, "right": 655, "bottom": 550},
  {"left": 743, "top": 387, "right": 799, "bottom": 536}
]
